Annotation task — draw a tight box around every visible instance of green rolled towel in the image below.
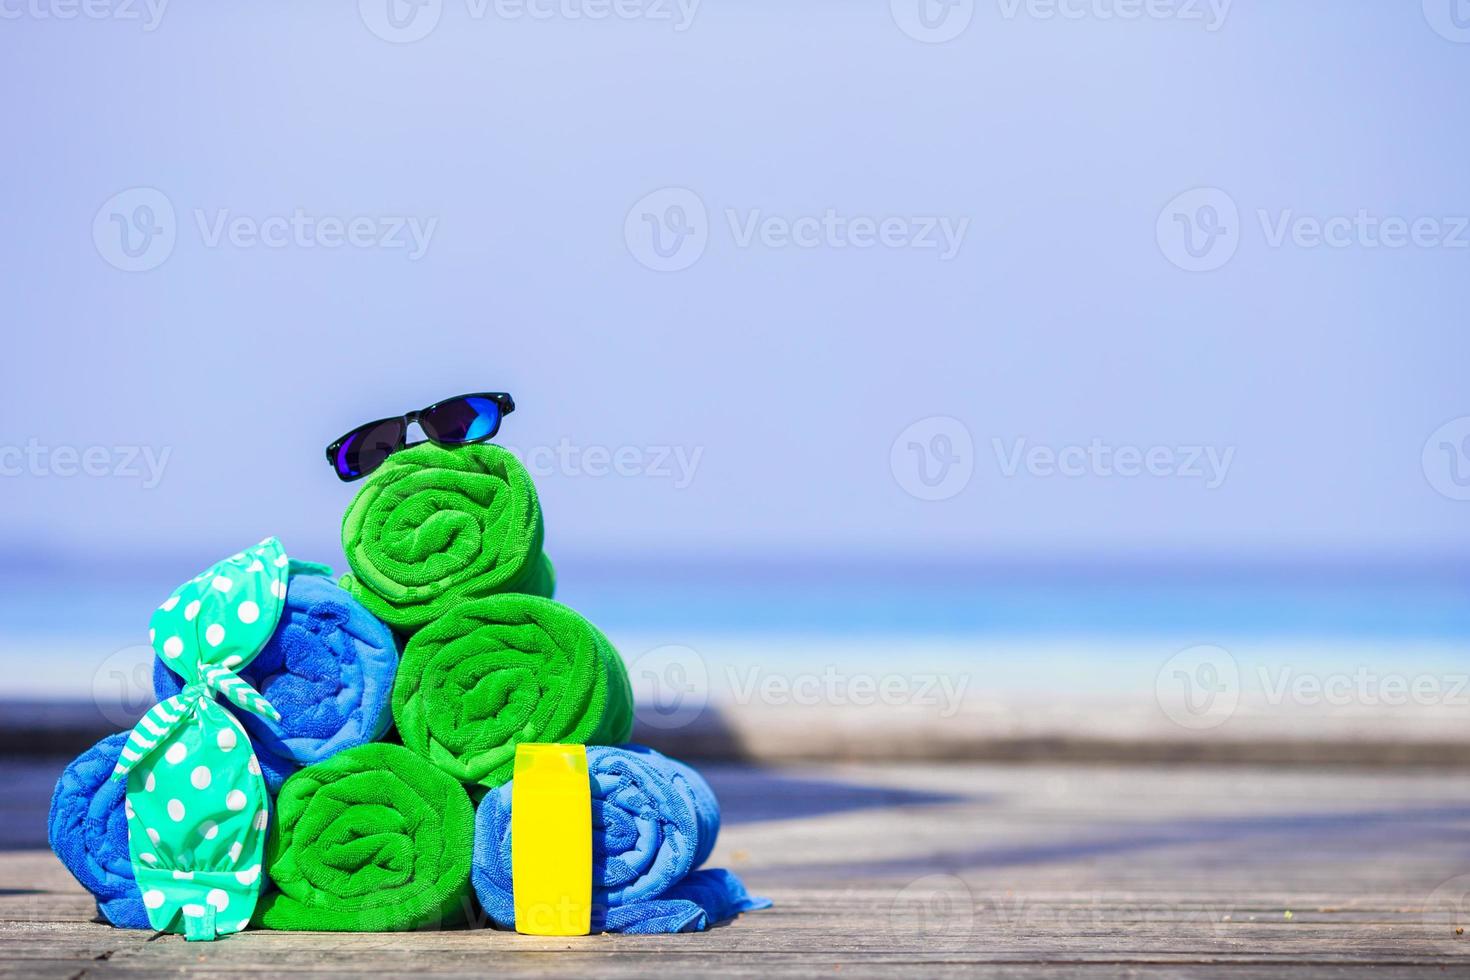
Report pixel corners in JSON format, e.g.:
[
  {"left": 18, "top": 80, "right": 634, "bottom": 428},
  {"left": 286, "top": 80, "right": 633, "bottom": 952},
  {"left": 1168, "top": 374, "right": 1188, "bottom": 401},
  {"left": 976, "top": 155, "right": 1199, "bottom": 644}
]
[
  {"left": 340, "top": 443, "right": 555, "bottom": 632},
  {"left": 393, "top": 594, "right": 635, "bottom": 791},
  {"left": 253, "top": 743, "right": 474, "bottom": 932}
]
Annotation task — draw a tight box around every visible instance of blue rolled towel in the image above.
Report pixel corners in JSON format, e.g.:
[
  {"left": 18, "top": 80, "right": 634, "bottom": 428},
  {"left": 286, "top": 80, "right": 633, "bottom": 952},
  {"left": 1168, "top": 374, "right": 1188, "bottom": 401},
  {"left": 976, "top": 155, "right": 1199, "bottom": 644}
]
[
  {"left": 154, "top": 573, "right": 397, "bottom": 792},
  {"left": 48, "top": 733, "right": 148, "bottom": 928},
  {"left": 472, "top": 744, "right": 770, "bottom": 933}
]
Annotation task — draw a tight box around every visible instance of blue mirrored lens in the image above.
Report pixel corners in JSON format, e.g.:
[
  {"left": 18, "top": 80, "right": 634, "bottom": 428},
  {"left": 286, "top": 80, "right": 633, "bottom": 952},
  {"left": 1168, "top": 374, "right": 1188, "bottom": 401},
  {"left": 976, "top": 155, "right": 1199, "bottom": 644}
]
[{"left": 420, "top": 396, "right": 500, "bottom": 444}]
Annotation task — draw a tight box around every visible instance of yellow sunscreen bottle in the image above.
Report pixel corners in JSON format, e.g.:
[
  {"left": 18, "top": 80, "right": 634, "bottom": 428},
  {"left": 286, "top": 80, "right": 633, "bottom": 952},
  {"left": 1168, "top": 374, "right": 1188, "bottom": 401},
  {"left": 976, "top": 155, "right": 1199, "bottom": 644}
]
[{"left": 511, "top": 743, "right": 592, "bottom": 936}]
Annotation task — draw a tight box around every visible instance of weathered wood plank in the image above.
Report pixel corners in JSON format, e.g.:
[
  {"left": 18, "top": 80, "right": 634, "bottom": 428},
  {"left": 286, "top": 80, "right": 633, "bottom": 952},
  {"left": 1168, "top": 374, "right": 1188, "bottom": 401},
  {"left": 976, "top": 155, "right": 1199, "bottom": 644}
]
[{"left": 4, "top": 761, "right": 1470, "bottom": 976}]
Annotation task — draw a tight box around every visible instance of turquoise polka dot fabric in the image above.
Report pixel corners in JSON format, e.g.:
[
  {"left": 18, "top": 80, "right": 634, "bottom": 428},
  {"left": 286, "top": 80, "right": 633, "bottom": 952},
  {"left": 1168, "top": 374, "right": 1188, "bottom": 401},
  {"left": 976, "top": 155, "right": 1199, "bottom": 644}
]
[{"left": 111, "top": 538, "right": 326, "bottom": 941}]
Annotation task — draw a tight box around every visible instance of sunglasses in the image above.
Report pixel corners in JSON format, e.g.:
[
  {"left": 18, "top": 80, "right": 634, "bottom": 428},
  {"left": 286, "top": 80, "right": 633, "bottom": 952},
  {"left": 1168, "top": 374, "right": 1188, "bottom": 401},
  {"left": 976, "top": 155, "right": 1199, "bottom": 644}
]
[{"left": 325, "top": 392, "right": 515, "bottom": 481}]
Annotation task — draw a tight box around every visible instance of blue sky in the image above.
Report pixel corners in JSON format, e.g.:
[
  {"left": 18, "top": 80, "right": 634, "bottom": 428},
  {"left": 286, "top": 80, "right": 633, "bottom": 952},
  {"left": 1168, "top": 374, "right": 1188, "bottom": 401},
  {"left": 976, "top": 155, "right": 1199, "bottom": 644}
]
[{"left": 2, "top": 1, "right": 1468, "bottom": 572}]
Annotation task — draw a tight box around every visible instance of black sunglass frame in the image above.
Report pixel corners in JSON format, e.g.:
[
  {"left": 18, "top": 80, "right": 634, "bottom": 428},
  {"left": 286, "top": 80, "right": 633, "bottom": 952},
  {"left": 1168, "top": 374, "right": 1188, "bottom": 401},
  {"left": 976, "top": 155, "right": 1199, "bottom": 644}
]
[{"left": 324, "top": 391, "right": 516, "bottom": 481}]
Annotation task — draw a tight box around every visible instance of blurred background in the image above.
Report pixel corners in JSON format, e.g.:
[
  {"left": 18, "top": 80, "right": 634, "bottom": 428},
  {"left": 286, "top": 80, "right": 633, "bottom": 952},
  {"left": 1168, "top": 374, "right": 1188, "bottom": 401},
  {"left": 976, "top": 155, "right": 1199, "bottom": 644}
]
[{"left": 2, "top": 0, "right": 1467, "bottom": 760}]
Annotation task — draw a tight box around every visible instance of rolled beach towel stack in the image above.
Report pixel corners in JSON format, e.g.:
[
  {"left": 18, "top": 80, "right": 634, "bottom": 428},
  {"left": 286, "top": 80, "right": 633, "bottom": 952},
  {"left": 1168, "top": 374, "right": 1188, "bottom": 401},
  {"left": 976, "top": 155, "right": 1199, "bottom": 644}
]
[
  {"left": 339, "top": 443, "right": 555, "bottom": 631},
  {"left": 152, "top": 574, "right": 398, "bottom": 791},
  {"left": 52, "top": 410, "right": 768, "bottom": 938},
  {"left": 47, "top": 733, "right": 149, "bottom": 929},
  {"left": 471, "top": 745, "right": 769, "bottom": 933},
  {"left": 393, "top": 594, "right": 634, "bottom": 791},
  {"left": 253, "top": 743, "right": 474, "bottom": 932}
]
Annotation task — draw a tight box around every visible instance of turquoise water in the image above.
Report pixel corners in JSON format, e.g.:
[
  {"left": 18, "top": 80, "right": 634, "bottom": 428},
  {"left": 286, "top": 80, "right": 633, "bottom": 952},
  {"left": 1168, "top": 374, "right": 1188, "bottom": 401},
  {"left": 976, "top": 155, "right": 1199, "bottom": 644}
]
[{"left": 2, "top": 562, "right": 1465, "bottom": 646}]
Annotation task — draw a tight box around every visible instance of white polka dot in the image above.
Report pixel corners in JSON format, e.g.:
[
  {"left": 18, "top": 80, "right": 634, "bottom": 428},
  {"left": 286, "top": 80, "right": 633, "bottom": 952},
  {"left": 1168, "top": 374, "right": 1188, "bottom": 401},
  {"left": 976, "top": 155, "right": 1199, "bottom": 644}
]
[
  {"left": 190, "top": 766, "right": 211, "bottom": 790},
  {"left": 236, "top": 601, "right": 259, "bottom": 624},
  {"left": 273, "top": 555, "right": 288, "bottom": 568},
  {"left": 226, "top": 790, "right": 247, "bottom": 812},
  {"left": 199, "top": 819, "right": 219, "bottom": 841},
  {"left": 145, "top": 772, "right": 156, "bottom": 792},
  {"left": 172, "top": 869, "right": 193, "bottom": 880},
  {"left": 229, "top": 842, "right": 242, "bottom": 862},
  {"left": 148, "top": 628, "right": 155, "bottom": 643},
  {"left": 206, "top": 888, "right": 230, "bottom": 911},
  {"left": 182, "top": 903, "right": 205, "bottom": 918},
  {"left": 223, "top": 655, "right": 242, "bottom": 668},
  {"left": 217, "top": 729, "right": 237, "bottom": 751},
  {"left": 247, "top": 756, "right": 261, "bottom": 776},
  {"left": 161, "top": 596, "right": 179, "bottom": 612},
  {"left": 246, "top": 559, "right": 264, "bottom": 573},
  {"left": 162, "top": 636, "right": 183, "bottom": 659},
  {"left": 205, "top": 623, "right": 225, "bottom": 646},
  {"left": 167, "top": 799, "right": 185, "bottom": 821},
  {"left": 270, "top": 580, "right": 287, "bottom": 599},
  {"left": 253, "top": 810, "right": 269, "bottom": 831},
  {"left": 165, "top": 743, "right": 187, "bottom": 764},
  {"left": 124, "top": 798, "right": 134, "bottom": 819},
  {"left": 235, "top": 865, "right": 260, "bottom": 886},
  {"left": 142, "top": 889, "right": 165, "bottom": 909},
  {"left": 184, "top": 600, "right": 201, "bottom": 621},
  {"left": 139, "top": 852, "right": 157, "bottom": 865},
  {"left": 146, "top": 827, "right": 160, "bottom": 845},
  {"left": 212, "top": 575, "right": 233, "bottom": 592}
]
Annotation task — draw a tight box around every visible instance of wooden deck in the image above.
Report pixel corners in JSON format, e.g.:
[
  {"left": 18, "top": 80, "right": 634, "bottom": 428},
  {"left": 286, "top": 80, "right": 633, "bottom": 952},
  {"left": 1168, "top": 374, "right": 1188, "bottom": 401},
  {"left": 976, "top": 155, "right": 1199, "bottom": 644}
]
[{"left": 3, "top": 757, "right": 1469, "bottom": 977}]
